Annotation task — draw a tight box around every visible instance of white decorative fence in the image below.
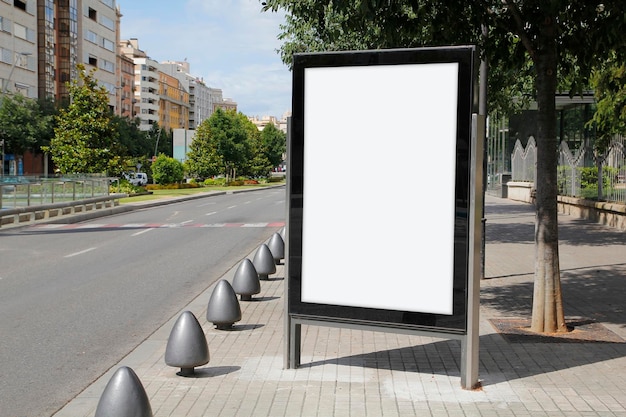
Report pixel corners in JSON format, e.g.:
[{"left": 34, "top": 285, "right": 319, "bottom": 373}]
[{"left": 510, "top": 135, "right": 626, "bottom": 204}]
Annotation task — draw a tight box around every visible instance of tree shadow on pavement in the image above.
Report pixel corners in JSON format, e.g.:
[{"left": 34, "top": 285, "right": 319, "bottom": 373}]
[{"left": 299, "top": 331, "right": 625, "bottom": 388}]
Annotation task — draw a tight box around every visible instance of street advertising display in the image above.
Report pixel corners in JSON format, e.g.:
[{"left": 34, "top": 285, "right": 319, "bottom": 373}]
[{"left": 287, "top": 46, "right": 477, "bottom": 335}]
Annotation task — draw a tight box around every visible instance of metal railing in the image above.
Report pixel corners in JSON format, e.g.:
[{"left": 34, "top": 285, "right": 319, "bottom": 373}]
[
  {"left": 509, "top": 135, "right": 626, "bottom": 204},
  {"left": 0, "top": 176, "right": 113, "bottom": 209}
]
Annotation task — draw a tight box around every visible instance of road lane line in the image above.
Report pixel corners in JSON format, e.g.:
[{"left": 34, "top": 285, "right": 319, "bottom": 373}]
[
  {"left": 64, "top": 247, "right": 97, "bottom": 258},
  {"left": 132, "top": 228, "right": 154, "bottom": 236},
  {"left": 205, "top": 211, "right": 217, "bottom": 216},
  {"left": 227, "top": 205, "right": 237, "bottom": 209}
]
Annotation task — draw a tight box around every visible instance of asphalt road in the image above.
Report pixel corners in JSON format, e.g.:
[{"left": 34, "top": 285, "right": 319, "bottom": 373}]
[{"left": 0, "top": 187, "right": 285, "bottom": 417}]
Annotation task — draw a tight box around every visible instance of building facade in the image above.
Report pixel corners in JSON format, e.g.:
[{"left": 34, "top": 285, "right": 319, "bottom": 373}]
[
  {"left": 79, "top": 0, "right": 117, "bottom": 109},
  {"left": 158, "top": 69, "right": 189, "bottom": 132},
  {"left": 120, "top": 39, "right": 160, "bottom": 131},
  {"left": 1, "top": 0, "right": 38, "bottom": 99}
]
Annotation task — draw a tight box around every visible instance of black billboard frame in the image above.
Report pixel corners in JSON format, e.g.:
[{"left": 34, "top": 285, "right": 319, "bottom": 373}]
[{"left": 284, "top": 46, "right": 483, "bottom": 390}]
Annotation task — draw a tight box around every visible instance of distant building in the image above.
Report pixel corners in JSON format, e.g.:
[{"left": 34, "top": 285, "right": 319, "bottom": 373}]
[
  {"left": 120, "top": 39, "right": 160, "bottom": 131},
  {"left": 249, "top": 112, "right": 291, "bottom": 133},
  {"left": 160, "top": 60, "right": 211, "bottom": 129},
  {"left": 159, "top": 69, "right": 189, "bottom": 131}
]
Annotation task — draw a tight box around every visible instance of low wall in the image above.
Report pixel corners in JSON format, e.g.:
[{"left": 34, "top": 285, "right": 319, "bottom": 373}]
[
  {"left": 506, "top": 181, "right": 534, "bottom": 203},
  {"left": 556, "top": 195, "right": 626, "bottom": 231},
  {"left": 0, "top": 194, "right": 127, "bottom": 228},
  {"left": 506, "top": 181, "right": 626, "bottom": 231}
]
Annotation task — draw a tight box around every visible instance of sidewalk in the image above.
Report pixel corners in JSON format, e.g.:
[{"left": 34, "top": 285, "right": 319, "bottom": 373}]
[{"left": 54, "top": 194, "right": 626, "bottom": 417}]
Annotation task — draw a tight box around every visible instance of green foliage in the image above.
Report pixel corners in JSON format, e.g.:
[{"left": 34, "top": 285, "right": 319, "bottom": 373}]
[
  {"left": 263, "top": 1, "right": 626, "bottom": 116},
  {"left": 588, "top": 53, "right": 626, "bottom": 153},
  {"left": 203, "top": 177, "right": 227, "bottom": 186},
  {"left": 44, "top": 64, "right": 119, "bottom": 174},
  {"left": 148, "top": 123, "right": 172, "bottom": 157},
  {"left": 259, "top": 122, "right": 286, "bottom": 171},
  {"left": 113, "top": 116, "right": 153, "bottom": 158},
  {"left": 0, "top": 94, "right": 55, "bottom": 155},
  {"left": 109, "top": 179, "right": 145, "bottom": 195},
  {"left": 151, "top": 154, "right": 184, "bottom": 185},
  {"left": 185, "top": 109, "right": 259, "bottom": 180},
  {"left": 185, "top": 117, "right": 223, "bottom": 180}
]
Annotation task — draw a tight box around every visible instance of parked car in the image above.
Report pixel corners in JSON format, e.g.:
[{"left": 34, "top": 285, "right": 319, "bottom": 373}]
[
  {"left": 130, "top": 172, "right": 148, "bottom": 186},
  {"left": 121, "top": 172, "right": 148, "bottom": 186}
]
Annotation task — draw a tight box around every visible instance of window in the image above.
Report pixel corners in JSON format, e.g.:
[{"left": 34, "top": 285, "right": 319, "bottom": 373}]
[
  {"left": 99, "top": 59, "right": 114, "bottom": 73},
  {"left": 101, "top": 37, "right": 114, "bottom": 51},
  {"left": 85, "top": 30, "right": 98, "bottom": 44},
  {"left": 14, "top": 0, "right": 26, "bottom": 11},
  {"left": 88, "top": 55, "right": 97, "bottom": 66},
  {"left": 0, "top": 16, "right": 8, "bottom": 32},
  {"left": 88, "top": 7, "right": 96, "bottom": 20},
  {"left": 100, "top": 15, "right": 114, "bottom": 31}
]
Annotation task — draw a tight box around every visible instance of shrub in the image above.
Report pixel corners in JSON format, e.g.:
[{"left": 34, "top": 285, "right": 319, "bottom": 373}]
[
  {"left": 152, "top": 155, "right": 184, "bottom": 185},
  {"left": 109, "top": 179, "right": 145, "bottom": 194},
  {"left": 203, "top": 177, "right": 227, "bottom": 187}
]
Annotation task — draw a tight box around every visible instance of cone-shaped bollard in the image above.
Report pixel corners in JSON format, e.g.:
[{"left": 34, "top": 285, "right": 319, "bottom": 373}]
[
  {"left": 206, "top": 279, "right": 242, "bottom": 330},
  {"left": 165, "top": 311, "right": 210, "bottom": 376},
  {"left": 267, "top": 232, "right": 284, "bottom": 265},
  {"left": 231, "top": 258, "right": 260, "bottom": 301},
  {"left": 94, "top": 366, "right": 152, "bottom": 417},
  {"left": 252, "top": 243, "right": 276, "bottom": 280}
]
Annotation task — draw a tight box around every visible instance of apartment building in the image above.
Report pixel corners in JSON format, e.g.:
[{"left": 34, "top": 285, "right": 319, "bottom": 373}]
[
  {"left": 0, "top": 0, "right": 37, "bottom": 98},
  {"left": 114, "top": 3, "right": 132, "bottom": 118},
  {"left": 161, "top": 60, "right": 211, "bottom": 129},
  {"left": 120, "top": 39, "right": 160, "bottom": 131},
  {"left": 80, "top": 0, "right": 117, "bottom": 109},
  {"left": 159, "top": 69, "right": 189, "bottom": 132}
]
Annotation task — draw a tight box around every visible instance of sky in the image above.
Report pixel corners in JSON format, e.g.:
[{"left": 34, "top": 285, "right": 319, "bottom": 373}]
[{"left": 116, "top": 0, "right": 291, "bottom": 119}]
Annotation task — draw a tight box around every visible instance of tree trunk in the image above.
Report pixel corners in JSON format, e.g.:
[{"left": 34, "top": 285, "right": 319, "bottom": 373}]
[{"left": 530, "top": 12, "right": 568, "bottom": 334}]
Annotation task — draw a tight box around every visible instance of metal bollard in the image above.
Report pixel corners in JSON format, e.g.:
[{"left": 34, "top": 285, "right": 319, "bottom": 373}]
[
  {"left": 231, "top": 258, "right": 261, "bottom": 301},
  {"left": 252, "top": 243, "right": 276, "bottom": 280},
  {"left": 267, "top": 232, "right": 284, "bottom": 265},
  {"left": 165, "top": 311, "right": 210, "bottom": 376},
  {"left": 206, "top": 279, "right": 242, "bottom": 330},
  {"left": 94, "top": 366, "right": 152, "bottom": 417}
]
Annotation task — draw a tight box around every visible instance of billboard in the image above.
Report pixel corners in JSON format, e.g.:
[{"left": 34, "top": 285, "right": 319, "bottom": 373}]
[{"left": 287, "top": 46, "right": 477, "bottom": 334}]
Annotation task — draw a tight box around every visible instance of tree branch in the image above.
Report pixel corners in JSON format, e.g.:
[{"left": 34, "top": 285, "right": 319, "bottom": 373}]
[{"left": 502, "top": 0, "right": 536, "bottom": 61}]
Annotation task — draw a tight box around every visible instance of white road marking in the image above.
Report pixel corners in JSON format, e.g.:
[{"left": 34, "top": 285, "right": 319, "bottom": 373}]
[
  {"left": 227, "top": 205, "right": 237, "bottom": 209},
  {"left": 205, "top": 211, "right": 217, "bottom": 216},
  {"left": 132, "top": 228, "right": 154, "bottom": 236},
  {"left": 65, "top": 247, "right": 97, "bottom": 258}
]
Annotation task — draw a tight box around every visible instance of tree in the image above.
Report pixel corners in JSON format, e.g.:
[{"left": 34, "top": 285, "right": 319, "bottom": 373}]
[
  {"left": 146, "top": 123, "right": 172, "bottom": 158},
  {"left": 185, "top": 117, "right": 223, "bottom": 180},
  {"left": 152, "top": 154, "right": 184, "bottom": 185},
  {"left": 0, "top": 94, "right": 54, "bottom": 156},
  {"left": 262, "top": 0, "right": 626, "bottom": 333},
  {"left": 44, "top": 65, "right": 119, "bottom": 174},
  {"left": 589, "top": 54, "right": 626, "bottom": 154},
  {"left": 260, "top": 122, "right": 286, "bottom": 169},
  {"left": 206, "top": 109, "right": 252, "bottom": 180},
  {"left": 113, "top": 116, "right": 151, "bottom": 158}
]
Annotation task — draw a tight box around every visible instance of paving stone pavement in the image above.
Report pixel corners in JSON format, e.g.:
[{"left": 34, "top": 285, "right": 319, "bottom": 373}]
[{"left": 54, "top": 194, "right": 626, "bottom": 417}]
